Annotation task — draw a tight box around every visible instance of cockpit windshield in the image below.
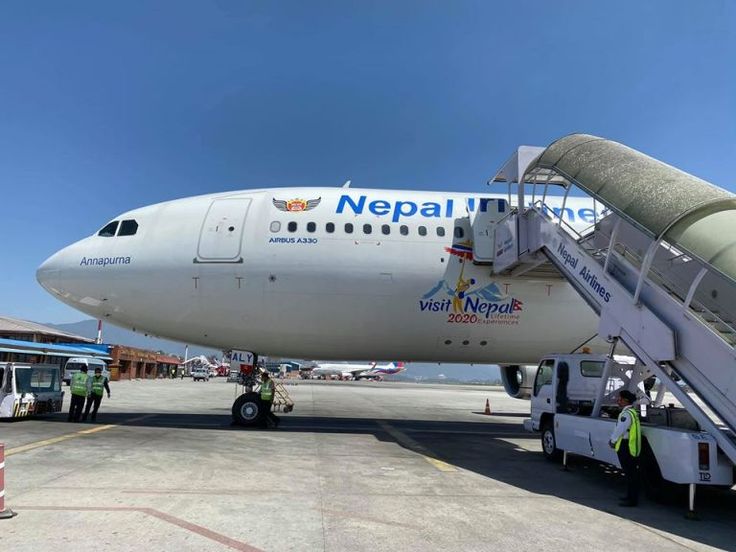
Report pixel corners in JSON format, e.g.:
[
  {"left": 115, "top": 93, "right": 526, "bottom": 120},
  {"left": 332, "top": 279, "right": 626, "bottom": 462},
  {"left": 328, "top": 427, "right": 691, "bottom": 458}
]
[
  {"left": 14, "top": 366, "right": 61, "bottom": 394},
  {"left": 98, "top": 221, "right": 119, "bottom": 237},
  {"left": 97, "top": 219, "right": 138, "bottom": 237}
]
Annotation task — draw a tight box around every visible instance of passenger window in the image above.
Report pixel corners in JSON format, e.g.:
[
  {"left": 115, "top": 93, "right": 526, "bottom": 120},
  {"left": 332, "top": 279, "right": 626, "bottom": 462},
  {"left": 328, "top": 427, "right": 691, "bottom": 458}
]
[
  {"left": 307, "top": 222, "right": 316, "bottom": 233},
  {"left": 270, "top": 221, "right": 281, "bottom": 233},
  {"left": 381, "top": 224, "right": 390, "bottom": 235},
  {"left": 581, "top": 361, "right": 604, "bottom": 377},
  {"left": 363, "top": 224, "right": 372, "bottom": 235},
  {"left": 118, "top": 220, "right": 138, "bottom": 236},
  {"left": 533, "top": 360, "right": 555, "bottom": 396},
  {"left": 436, "top": 227, "right": 446, "bottom": 237},
  {"left": 98, "top": 221, "right": 119, "bottom": 237},
  {"left": 326, "top": 222, "right": 335, "bottom": 233},
  {"left": 400, "top": 225, "right": 409, "bottom": 236},
  {"left": 418, "top": 226, "right": 427, "bottom": 236},
  {"left": 344, "top": 223, "right": 354, "bottom": 234},
  {"left": 288, "top": 222, "right": 297, "bottom": 233},
  {"left": 454, "top": 227, "right": 464, "bottom": 239}
]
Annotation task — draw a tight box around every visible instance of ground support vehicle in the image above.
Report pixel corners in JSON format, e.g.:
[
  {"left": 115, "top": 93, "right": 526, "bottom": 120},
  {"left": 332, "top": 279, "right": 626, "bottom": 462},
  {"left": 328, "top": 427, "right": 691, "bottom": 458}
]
[
  {"left": 526, "top": 353, "right": 734, "bottom": 514},
  {"left": 0, "top": 363, "right": 64, "bottom": 419},
  {"left": 192, "top": 367, "right": 210, "bottom": 382},
  {"left": 63, "top": 357, "right": 109, "bottom": 386}
]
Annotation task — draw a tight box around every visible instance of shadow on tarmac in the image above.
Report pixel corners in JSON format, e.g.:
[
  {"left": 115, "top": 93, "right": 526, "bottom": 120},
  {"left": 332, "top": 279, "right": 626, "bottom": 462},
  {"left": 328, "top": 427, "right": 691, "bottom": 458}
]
[{"left": 43, "top": 411, "right": 736, "bottom": 550}]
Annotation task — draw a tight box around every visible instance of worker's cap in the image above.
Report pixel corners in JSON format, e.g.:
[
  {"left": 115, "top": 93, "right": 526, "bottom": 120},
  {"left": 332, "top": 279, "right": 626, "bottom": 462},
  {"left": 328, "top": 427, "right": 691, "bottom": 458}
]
[
  {"left": 80, "top": 366, "right": 89, "bottom": 372},
  {"left": 618, "top": 390, "right": 636, "bottom": 404},
  {"left": 95, "top": 367, "right": 102, "bottom": 373}
]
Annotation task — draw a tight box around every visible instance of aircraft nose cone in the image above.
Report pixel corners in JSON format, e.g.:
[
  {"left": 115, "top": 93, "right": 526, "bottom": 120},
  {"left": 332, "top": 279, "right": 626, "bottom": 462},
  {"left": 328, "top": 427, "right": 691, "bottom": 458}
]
[{"left": 37, "top": 250, "right": 64, "bottom": 293}]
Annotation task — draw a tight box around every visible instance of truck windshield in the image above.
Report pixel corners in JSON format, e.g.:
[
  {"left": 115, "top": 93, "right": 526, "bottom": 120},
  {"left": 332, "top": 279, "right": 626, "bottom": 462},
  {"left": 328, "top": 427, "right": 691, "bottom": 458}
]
[{"left": 14, "top": 367, "right": 61, "bottom": 394}]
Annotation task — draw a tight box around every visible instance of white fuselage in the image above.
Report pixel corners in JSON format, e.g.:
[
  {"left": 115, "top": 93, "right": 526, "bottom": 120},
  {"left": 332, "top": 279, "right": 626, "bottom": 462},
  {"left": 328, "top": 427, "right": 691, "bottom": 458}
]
[{"left": 37, "top": 187, "right": 602, "bottom": 364}]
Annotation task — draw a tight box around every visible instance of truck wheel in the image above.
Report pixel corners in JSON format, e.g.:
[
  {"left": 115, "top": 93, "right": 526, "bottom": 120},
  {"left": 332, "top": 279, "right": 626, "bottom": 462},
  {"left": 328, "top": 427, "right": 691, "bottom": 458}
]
[
  {"left": 232, "top": 392, "right": 264, "bottom": 428},
  {"left": 541, "top": 420, "right": 563, "bottom": 462},
  {"left": 640, "top": 440, "right": 681, "bottom": 502}
]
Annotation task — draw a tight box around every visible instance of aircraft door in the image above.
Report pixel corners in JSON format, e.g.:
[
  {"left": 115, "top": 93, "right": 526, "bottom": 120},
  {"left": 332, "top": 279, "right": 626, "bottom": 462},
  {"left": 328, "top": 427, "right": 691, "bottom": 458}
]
[
  {"left": 469, "top": 198, "right": 508, "bottom": 264},
  {"left": 196, "top": 198, "right": 251, "bottom": 263}
]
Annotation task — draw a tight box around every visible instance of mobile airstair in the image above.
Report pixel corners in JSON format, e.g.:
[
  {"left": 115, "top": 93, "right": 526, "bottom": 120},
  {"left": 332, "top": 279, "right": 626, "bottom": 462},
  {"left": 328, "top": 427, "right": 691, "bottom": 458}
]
[{"left": 476, "top": 134, "right": 736, "bottom": 465}]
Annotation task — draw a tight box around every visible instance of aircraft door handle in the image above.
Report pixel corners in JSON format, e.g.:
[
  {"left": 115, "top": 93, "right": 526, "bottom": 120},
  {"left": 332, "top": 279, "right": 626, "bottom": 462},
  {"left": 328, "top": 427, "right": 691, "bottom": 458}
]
[{"left": 546, "top": 398, "right": 550, "bottom": 404}]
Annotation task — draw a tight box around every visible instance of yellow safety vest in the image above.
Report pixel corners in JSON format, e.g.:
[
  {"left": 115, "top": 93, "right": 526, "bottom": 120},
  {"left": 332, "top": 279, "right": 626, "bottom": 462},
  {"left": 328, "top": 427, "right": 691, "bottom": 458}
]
[
  {"left": 91, "top": 376, "right": 106, "bottom": 397},
  {"left": 260, "top": 379, "right": 274, "bottom": 401},
  {"left": 71, "top": 372, "right": 89, "bottom": 397},
  {"left": 615, "top": 406, "right": 641, "bottom": 457}
]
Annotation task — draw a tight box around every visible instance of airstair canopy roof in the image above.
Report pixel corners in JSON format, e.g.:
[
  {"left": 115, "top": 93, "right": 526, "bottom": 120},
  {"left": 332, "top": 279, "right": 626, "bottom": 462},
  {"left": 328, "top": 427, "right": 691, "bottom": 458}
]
[{"left": 530, "top": 134, "right": 736, "bottom": 282}]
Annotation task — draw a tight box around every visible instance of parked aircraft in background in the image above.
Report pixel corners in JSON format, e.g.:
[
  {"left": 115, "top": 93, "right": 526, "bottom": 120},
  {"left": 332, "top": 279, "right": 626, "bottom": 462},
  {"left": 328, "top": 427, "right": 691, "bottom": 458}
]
[
  {"left": 183, "top": 355, "right": 229, "bottom": 377},
  {"left": 310, "top": 361, "right": 406, "bottom": 380}
]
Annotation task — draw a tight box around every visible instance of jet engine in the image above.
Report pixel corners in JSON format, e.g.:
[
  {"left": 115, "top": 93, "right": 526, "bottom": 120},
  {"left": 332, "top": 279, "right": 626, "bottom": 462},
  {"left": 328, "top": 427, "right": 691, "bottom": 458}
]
[{"left": 500, "top": 365, "right": 538, "bottom": 399}]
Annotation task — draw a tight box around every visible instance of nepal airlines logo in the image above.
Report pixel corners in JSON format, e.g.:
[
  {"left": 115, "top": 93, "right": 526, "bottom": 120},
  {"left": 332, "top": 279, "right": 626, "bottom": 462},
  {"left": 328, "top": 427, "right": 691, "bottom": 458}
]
[
  {"left": 419, "top": 241, "right": 523, "bottom": 325},
  {"left": 272, "top": 197, "right": 321, "bottom": 212}
]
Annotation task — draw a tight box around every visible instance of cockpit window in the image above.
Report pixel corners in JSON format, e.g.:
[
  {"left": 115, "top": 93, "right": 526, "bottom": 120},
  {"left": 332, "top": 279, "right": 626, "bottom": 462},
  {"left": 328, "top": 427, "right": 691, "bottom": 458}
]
[
  {"left": 118, "top": 220, "right": 138, "bottom": 236},
  {"left": 98, "top": 221, "right": 119, "bottom": 237}
]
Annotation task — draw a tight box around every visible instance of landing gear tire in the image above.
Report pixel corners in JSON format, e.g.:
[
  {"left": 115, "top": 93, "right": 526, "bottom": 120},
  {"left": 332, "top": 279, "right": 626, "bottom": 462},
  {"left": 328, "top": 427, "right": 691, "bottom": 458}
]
[
  {"left": 541, "top": 420, "right": 563, "bottom": 462},
  {"left": 232, "top": 392, "right": 264, "bottom": 428}
]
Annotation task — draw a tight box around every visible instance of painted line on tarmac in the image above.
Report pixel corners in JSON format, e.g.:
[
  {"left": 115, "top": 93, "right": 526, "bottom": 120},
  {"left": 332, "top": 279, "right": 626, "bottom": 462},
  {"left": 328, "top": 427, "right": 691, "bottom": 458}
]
[
  {"left": 14, "top": 505, "right": 263, "bottom": 552},
  {"left": 377, "top": 421, "right": 458, "bottom": 472},
  {"left": 5, "top": 414, "right": 156, "bottom": 457}
]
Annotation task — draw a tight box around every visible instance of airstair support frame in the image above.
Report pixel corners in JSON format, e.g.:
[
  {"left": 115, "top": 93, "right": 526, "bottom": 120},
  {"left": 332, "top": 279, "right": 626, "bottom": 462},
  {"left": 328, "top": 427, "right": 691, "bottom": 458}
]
[{"left": 488, "top": 136, "right": 736, "bottom": 465}]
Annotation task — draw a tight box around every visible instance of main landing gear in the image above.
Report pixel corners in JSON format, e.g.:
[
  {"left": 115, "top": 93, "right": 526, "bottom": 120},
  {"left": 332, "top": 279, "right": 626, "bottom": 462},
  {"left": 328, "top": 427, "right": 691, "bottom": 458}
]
[{"left": 230, "top": 352, "right": 295, "bottom": 428}]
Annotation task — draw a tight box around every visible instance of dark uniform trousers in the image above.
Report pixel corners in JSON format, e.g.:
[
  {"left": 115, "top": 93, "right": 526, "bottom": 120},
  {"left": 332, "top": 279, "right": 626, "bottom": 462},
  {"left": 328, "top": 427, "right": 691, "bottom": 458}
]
[
  {"left": 261, "top": 399, "right": 279, "bottom": 428},
  {"left": 82, "top": 394, "right": 103, "bottom": 422},
  {"left": 617, "top": 439, "right": 640, "bottom": 503},
  {"left": 68, "top": 394, "right": 86, "bottom": 422}
]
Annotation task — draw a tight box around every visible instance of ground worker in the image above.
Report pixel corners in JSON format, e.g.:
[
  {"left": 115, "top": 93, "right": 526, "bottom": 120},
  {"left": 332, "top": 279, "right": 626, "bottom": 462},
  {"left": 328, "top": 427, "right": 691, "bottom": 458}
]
[
  {"left": 67, "top": 366, "right": 89, "bottom": 423},
  {"left": 260, "top": 371, "right": 280, "bottom": 428},
  {"left": 609, "top": 389, "right": 641, "bottom": 507},
  {"left": 82, "top": 367, "right": 111, "bottom": 422}
]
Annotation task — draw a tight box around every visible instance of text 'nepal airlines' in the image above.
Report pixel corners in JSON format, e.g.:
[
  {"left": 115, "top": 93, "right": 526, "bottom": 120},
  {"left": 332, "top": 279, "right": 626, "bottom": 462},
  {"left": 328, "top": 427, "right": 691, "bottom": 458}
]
[{"left": 37, "top": 187, "right": 603, "bottom": 365}]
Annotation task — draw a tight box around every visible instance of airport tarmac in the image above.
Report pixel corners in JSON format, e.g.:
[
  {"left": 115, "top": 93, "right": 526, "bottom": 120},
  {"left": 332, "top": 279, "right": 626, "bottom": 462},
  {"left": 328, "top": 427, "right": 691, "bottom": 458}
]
[{"left": 1, "top": 379, "right": 735, "bottom": 552}]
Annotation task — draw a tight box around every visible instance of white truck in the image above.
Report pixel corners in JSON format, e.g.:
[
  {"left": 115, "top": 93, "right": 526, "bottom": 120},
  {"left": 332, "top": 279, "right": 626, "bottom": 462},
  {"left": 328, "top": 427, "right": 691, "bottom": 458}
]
[
  {"left": 525, "top": 353, "right": 735, "bottom": 511},
  {"left": 63, "top": 357, "right": 109, "bottom": 386},
  {"left": 191, "top": 366, "right": 210, "bottom": 382},
  {"left": 0, "top": 363, "right": 64, "bottom": 419}
]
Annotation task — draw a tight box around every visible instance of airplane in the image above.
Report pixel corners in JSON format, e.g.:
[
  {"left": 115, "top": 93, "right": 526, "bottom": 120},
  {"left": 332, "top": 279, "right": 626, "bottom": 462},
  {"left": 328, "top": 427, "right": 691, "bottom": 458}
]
[
  {"left": 310, "top": 361, "right": 406, "bottom": 380},
  {"left": 36, "top": 185, "right": 607, "bottom": 401},
  {"left": 182, "top": 354, "right": 229, "bottom": 376}
]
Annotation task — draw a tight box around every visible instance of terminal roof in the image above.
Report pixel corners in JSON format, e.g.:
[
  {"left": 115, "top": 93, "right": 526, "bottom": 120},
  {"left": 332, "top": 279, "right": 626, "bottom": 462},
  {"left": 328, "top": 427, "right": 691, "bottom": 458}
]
[{"left": 0, "top": 337, "right": 111, "bottom": 360}]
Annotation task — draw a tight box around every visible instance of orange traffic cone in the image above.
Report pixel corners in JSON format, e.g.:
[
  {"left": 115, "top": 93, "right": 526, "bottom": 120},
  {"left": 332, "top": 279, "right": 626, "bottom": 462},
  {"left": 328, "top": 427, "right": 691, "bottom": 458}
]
[{"left": 484, "top": 399, "right": 491, "bottom": 415}]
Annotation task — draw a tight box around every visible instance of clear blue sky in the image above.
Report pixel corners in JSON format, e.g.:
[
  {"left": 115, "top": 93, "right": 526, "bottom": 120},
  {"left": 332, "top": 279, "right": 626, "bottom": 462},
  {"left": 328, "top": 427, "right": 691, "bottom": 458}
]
[{"left": 2, "top": 0, "right": 734, "bottom": 324}]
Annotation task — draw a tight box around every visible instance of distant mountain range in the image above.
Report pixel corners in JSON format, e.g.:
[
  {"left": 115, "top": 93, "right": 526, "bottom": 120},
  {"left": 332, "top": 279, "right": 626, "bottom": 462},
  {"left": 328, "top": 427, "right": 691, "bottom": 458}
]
[{"left": 47, "top": 319, "right": 220, "bottom": 358}]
